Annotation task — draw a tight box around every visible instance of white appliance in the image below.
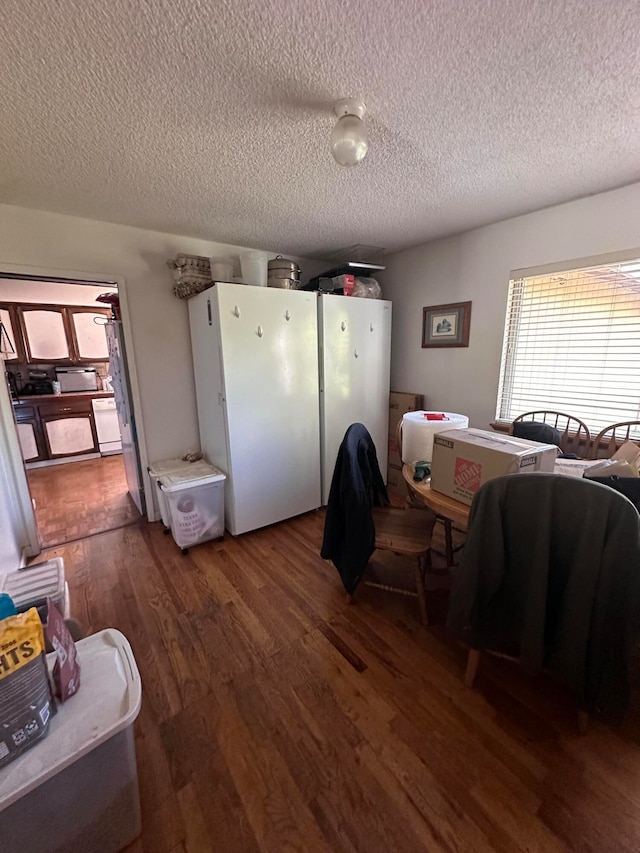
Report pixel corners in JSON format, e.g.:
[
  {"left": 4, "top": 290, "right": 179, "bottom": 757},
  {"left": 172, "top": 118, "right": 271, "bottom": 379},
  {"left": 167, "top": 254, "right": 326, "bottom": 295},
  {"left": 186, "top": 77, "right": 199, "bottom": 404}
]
[
  {"left": 91, "top": 397, "right": 122, "bottom": 455},
  {"left": 105, "top": 321, "right": 145, "bottom": 515},
  {"left": 318, "top": 293, "right": 391, "bottom": 504},
  {"left": 188, "top": 283, "right": 391, "bottom": 535}
]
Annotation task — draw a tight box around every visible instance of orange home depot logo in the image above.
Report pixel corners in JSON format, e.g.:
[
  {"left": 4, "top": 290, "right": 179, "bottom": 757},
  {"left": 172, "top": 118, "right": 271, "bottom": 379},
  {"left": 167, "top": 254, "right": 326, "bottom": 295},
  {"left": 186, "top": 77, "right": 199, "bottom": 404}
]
[{"left": 454, "top": 457, "right": 482, "bottom": 494}]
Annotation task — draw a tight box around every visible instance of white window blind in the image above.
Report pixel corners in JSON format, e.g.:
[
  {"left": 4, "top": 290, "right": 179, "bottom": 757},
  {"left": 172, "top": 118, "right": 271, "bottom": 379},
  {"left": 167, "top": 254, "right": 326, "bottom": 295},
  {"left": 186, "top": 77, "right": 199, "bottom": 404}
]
[{"left": 497, "top": 261, "right": 640, "bottom": 435}]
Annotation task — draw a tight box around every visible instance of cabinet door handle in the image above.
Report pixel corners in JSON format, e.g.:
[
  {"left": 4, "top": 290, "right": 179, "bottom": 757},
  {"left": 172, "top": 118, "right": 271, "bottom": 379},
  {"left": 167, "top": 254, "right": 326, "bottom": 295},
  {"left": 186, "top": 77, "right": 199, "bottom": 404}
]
[{"left": 61, "top": 407, "right": 71, "bottom": 412}]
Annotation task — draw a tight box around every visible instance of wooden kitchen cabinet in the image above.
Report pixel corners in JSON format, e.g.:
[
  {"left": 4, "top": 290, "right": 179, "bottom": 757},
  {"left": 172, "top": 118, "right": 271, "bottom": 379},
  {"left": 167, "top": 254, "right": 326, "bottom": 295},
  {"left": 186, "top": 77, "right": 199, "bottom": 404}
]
[
  {"left": 15, "top": 303, "right": 111, "bottom": 364},
  {"left": 68, "top": 307, "right": 111, "bottom": 361},
  {"left": 13, "top": 404, "right": 47, "bottom": 463},
  {"left": 39, "top": 399, "right": 99, "bottom": 458},
  {"left": 19, "top": 306, "right": 72, "bottom": 362}
]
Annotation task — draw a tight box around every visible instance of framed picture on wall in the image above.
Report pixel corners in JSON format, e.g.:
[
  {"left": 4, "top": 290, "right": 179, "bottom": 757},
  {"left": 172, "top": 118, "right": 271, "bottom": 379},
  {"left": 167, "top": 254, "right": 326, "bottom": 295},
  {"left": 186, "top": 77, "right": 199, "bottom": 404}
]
[{"left": 422, "top": 301, "right": 472, "bottom": 348}]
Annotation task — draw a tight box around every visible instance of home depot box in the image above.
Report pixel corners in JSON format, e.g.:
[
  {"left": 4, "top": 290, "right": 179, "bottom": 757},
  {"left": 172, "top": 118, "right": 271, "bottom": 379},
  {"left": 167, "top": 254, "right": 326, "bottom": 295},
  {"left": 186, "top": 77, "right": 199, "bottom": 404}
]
[
  {"left": 430, "top": 428, "right": 558, "bottom": 505},
  {"left": 387, "top": 392, "right": 424, "bottom": 492}
]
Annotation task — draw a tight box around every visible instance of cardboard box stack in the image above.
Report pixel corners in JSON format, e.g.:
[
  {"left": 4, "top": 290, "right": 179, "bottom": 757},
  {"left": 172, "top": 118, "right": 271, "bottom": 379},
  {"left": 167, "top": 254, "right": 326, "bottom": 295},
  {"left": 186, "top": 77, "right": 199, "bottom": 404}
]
[{"left": 387, "top": 391, "right": 424, "bottom": 492}]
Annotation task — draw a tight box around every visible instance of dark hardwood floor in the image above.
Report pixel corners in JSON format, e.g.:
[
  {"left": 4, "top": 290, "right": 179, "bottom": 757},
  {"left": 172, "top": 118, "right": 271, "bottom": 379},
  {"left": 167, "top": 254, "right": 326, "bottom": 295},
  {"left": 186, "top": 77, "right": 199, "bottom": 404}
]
[
  {"left": 37, "top": 511, "right": 640, "bottom": 852},
  {"left": 27, "top": 455, "right": 141, "bottom": 547}
]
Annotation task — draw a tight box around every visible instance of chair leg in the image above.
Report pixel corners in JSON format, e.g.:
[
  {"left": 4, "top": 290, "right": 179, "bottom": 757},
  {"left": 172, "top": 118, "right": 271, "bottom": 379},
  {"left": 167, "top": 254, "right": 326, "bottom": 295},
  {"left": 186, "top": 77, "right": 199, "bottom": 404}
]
[
  {"left": 465, "top": 649, "right": 481, "bottom": 687},
  {"left": 414, "top": 556, "right": 429, "bottom": 627},
  {"left": 444, "top": 519, "right": 454, "bottom": 568},
  {"left": 345, "top": 593, "right": 353, "bottom": 605}
]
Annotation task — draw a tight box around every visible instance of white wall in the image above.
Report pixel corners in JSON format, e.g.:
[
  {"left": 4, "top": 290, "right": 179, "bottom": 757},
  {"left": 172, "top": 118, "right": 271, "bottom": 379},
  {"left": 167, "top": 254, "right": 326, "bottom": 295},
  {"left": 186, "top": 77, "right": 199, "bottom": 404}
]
[
  {"left": 379, "top": 182, "right": 640, "bottom": 429},
  {"left": 0, "top": 205, "right": 324, "bottom": 465}
]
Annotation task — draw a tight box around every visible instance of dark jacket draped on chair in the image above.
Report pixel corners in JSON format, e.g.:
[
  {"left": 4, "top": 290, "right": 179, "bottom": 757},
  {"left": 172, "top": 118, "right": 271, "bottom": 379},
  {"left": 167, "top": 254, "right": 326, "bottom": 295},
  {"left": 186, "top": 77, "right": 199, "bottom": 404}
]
[
  {"left": 321, "top": 423, "right": 389, "bottom": 594},
  {"left": 447, "top": 473, "right": 640, "bottom": 719}
]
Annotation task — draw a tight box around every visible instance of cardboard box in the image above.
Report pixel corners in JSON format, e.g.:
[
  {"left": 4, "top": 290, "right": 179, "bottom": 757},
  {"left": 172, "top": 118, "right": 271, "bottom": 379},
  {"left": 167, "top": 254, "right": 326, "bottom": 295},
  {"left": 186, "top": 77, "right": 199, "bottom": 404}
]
[
  {"left": 430, "top": 428, "right": 558, "bottom": 506},
  {"left": 386, "top": 461, "right": 405, "bottom": 492},
  {"left": 388, "top": 391, "right": 424, "bottom": 438},
  {"left": 387, "top": 392, "right": 424, "bottom": 489}
]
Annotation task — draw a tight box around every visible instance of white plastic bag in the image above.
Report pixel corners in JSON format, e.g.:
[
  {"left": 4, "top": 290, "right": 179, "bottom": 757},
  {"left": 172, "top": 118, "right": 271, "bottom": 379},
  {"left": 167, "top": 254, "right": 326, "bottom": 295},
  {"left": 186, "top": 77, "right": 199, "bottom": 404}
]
[{"left": 352, "top": 277, "right": 382, "bottom": 299}]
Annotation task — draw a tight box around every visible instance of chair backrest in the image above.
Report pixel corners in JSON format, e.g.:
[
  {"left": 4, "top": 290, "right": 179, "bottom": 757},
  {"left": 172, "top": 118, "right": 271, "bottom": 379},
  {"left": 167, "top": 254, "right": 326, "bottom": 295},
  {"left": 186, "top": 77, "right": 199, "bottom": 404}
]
[
  {"left": 511, "top": 420, "right": 561, "bottom": 447},
  {"left": 395, "top": 416, "right": 404, "bottom": 462},
  {"left": 590, "top": 421, "right": 640, "bottom": 459},
  {"left": 447, "top": 472, "right": 640, "bottom": 717},
  {"left": 511, "top": 411, "right": 590, "bottom": 456}
]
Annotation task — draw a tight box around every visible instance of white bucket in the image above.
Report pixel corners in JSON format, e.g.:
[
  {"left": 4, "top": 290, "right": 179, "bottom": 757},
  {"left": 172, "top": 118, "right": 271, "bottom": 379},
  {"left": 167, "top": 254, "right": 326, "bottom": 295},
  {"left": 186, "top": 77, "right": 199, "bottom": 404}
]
[
  {"left": 209, "top": 256, "right": 235, "bottom": 282},
  {"left": 401, "top": 411, "right": 469, "bottom": 462},
  {"left": 240, "top": 251, "right": 267, "bottom": 287}
]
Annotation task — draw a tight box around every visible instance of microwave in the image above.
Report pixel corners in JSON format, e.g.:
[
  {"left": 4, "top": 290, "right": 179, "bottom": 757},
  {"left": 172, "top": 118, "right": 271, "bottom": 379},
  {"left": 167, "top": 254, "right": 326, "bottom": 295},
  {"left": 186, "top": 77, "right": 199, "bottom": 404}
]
[{"left": 55, "top": 367, "right": 98, "bottom": 393}]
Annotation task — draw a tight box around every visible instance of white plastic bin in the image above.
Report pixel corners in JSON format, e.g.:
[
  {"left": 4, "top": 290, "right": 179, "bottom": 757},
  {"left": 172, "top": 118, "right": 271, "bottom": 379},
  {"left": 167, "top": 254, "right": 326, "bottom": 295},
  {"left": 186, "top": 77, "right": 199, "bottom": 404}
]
[
  {"left": 159, "top": 465, "right": 226, "bottom": 550},
  {"left": 148, "top": 457, "right": 218, "bottom": 528},
  {"left": 0, "top": 629, "right": 142, "bottom": 853},
  {"left": 240, "top": 251, "right": 267, "bottom": 287},
  {"left": 209, "top": 256, "right": 235, "bottom": 281}
]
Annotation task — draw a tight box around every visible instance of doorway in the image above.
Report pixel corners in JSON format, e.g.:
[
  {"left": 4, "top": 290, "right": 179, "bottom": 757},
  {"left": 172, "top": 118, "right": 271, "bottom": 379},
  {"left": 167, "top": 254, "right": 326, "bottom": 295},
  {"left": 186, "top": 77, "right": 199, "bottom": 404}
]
[{"left": 0, "top": 272, "right": 147, "bottom": 549}]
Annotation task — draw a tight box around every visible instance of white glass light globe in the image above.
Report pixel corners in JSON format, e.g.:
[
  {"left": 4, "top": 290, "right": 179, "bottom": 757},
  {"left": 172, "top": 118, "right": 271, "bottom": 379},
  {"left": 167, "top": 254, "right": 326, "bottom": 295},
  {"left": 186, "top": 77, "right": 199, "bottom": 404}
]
[{"left": 330, "top": 114, "right": 368, "bottom": 167}]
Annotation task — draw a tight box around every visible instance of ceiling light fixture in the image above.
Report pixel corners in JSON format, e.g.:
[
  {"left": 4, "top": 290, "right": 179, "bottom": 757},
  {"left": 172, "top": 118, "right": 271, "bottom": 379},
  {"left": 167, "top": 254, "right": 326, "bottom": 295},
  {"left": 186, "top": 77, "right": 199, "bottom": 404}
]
[{"left": 330, "top": 98, "right": 368, "bottom": 167}]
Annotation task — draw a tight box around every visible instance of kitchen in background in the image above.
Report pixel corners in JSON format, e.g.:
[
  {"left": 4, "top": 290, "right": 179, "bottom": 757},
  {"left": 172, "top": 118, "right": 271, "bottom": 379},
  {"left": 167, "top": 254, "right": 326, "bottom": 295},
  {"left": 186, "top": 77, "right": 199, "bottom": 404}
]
[{"left": 0, "top": 277, "right": 144, "bottom": 547}]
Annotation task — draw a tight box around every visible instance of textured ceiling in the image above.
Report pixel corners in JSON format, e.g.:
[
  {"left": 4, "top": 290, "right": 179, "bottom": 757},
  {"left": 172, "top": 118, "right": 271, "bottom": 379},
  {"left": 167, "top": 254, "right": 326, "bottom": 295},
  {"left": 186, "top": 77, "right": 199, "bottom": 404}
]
[{"left": 1, "top": 0, "right": 639, "bottom": 257}]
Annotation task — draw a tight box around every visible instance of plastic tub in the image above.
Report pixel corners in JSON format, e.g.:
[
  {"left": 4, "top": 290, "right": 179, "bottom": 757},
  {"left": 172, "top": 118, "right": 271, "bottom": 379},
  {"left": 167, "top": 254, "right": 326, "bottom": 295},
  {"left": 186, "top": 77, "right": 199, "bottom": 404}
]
[
  {"left": 147, "top": 456, "right": 216, "bottom": 528},
  {"left": 209, "top": 256, "right": 235, "bottom": 282},
  {"left": 240, "top": 251, "right": 267, "bottom": 287},
  {"left": 159, "top": 465, "right": 226, "bottom": 550},
  {"left": 0, "top": 557, "right": 68, "bottom": 620},
  {"left": 0, "top": 629, "right": 142, "bottom": 853}
]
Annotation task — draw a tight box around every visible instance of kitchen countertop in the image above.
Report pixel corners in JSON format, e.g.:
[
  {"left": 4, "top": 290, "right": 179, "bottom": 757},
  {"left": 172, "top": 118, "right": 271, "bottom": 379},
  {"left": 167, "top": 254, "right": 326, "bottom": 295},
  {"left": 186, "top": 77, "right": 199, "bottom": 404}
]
[{"left": 12, "top": 391, "right": 114, "bottom": 406}]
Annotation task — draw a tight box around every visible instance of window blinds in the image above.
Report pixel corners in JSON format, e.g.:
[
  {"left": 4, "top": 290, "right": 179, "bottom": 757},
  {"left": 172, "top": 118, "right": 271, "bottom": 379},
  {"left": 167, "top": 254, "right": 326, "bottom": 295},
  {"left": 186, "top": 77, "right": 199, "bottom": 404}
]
[{"left": 497, "top": 262, "right": 640, "bottom": 435}]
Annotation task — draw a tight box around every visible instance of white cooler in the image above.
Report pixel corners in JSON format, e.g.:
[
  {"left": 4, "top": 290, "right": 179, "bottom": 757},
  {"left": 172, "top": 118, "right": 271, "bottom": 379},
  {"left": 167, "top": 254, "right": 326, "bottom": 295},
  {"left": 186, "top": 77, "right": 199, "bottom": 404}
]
[
  {"left": 0, "top": 629, "right": 142, "bottom": 853},
  {"left": 159, "top": 464, "right": 226, "bottom": 551}
]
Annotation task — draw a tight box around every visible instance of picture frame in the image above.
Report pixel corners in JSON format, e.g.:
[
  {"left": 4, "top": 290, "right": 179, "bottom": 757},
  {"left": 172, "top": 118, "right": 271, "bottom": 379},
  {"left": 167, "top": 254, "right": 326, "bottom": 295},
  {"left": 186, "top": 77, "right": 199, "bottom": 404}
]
[{"left": 422, "top": 301, "right": 472, "bottom": 348}]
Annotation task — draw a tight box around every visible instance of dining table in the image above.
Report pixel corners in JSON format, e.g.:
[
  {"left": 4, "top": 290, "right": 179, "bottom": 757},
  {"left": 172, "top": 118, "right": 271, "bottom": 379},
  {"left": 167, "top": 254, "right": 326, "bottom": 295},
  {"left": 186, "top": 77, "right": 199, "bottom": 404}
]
[
  {"left": 401, "top": 463, "right": 469, "bottom": 567},
  {"left": 400, "top": 457, "right": 598, "bottom": 568}
]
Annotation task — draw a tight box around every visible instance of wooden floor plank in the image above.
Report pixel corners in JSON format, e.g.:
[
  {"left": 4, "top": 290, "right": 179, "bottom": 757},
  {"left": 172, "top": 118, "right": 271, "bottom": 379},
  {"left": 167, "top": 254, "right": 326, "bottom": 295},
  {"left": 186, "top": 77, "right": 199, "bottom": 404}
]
[
  {"left": 27, "top": 454, "right": 141, "bottom": 547},
  {"left": 33, "top": 509, "right": 640, "bottom": 852}
]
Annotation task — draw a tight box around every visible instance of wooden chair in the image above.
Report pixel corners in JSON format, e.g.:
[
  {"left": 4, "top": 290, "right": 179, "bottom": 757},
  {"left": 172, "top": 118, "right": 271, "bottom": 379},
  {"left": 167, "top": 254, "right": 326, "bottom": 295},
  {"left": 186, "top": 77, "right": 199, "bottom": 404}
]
[
  {"left": 589, "top": 421, "right": 640, "bottom": 459},
  {"left": 450, "top": 474, "right": 640, "bottom": 731},
  {"left": 361, "top": 505, "right": 436, "bottom": 625},
  {"left": 511, "top": 411, "right": 591, "bottom": 456},
  {"left": 333, "top": 423, "right": 436, "bottom": 625},
  {"left": 395, "top": 417, "right": 458, "bottom": 568}
]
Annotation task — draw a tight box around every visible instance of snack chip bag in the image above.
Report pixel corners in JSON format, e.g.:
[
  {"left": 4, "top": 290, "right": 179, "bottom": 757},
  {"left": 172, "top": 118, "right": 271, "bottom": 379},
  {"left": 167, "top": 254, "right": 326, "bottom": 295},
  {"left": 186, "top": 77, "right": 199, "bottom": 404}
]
[{"left": 0, "top": 608, "right": 54, "bottom": 768}]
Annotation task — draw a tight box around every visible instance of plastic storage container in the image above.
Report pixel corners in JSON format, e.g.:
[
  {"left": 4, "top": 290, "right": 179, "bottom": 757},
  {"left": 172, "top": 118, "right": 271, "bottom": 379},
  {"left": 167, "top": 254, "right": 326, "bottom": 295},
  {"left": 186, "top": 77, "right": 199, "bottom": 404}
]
[
  {"left": 209, "top": 256, "right": 235, "bottom": 282},
  {"left": 240, "top": 251, "right": 267, "bottom": 287},
  {"left": 159, "top": 464, "right": 226, "bottom": 551},
  {"left": 148, "top": 456, "right": 215, "bottom": 528},
  {"left": 0, "top": 629, "right": 142, "bottom": 853},
  {"left": 0, "top": 558, "right": 69, "bottom": 621}
]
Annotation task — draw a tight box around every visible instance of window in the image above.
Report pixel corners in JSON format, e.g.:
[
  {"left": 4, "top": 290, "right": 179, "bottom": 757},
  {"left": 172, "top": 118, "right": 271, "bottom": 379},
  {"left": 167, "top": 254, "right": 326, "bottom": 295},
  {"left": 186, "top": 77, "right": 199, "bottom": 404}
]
[{"left": 497, "top": 259, "right": 640, "bottom": 434}]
